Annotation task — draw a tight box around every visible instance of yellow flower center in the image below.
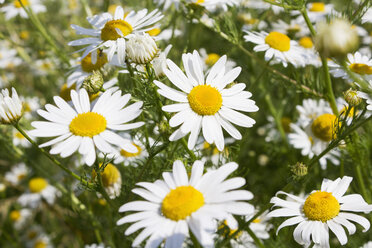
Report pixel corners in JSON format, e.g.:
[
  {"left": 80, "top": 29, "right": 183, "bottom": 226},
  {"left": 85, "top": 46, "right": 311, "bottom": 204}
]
[
  {"left": 146, "top": 28, "right": 161, "bottom": 36},
  {"left": 195, "top": 0, "right": 205, "bottom": 4},
  {"left": 311, "top": 113, "right": 337, "bottom": 142},
  {"left": 10, "top": 210, "right": 21, "bottom": 221},
  {"left": 286, "top": 24, "right": 301, "bottom": 33},
  {"left": 20, "top": 31, "right": 30, "bottom": 40},
  {"left": 60, "top": 83, "right": 75, "bottom": 102},
  {"left": 309, "top": 2, "right": 325, "bottom": 12},
  {"left": 100, "top": 20, "right": 133, "bottom": 41},
  {"left": 17, "top": 173, "right": 26, "bottom": 181},
  {"left": 252, "top": 218, "right": 261, "bottom": 223},
  {"left": 219, "top": 220, "right": 243, "bottom": 238},
  {"left": 205, "top": 53, "right": 220, "bottom": 67},
  {"left": 349, "top": 63, "right": 372, "bottom": 75},
  {"left": 13, "top": 0, "right": 29, "bottom": 8},
  {"left": 162, "top": 185, "right": 204, "bottom": 221},
  {"left": 340, "top": 106, "right": 356, "bottom": 118},
  {"left": 281, "top": 117, "right": 292, "bottom": 133},
  {"left": 188, "top": 85, "right": 223, "bottom": 116},
  {"left": 265, "top": 32, "right": 291, "bottom": 52},
  {"left": 14, "top": 131, "right": 25, "bottom": 139},
  {"left": 69, "top": 112, "right": 107, "bottom": 137},
  {"left": 299, "top": 36, "right": 314, "bottom": 49},
  {"left": 120, "top": 143, "right": 142, "bottom": 157},
  {"left": 29, "top": 178, "right": 48, "bottom": 193},
  {"left": 81, "top": 51, "right": 108, "bottom": 73},
  {"left": 303, "top": 191, "right": 340, "bottom": 222},
  {"left": 92, "top": 163, "right": 120, "bottom": 187},
  {"left": 34, "top": 241, "right": 47, "bottom": 248}
]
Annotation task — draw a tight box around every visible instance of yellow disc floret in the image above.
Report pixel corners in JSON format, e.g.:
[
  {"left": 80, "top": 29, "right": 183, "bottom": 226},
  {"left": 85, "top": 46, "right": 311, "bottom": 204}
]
[
  {"left": 303, "top": 191, "right": 340, "bottom": 222},
  {"left": 311, "top": 113, "right": 337, "bottom": 142},
  {"left": 309, "top": 2, "right": 325, "bottom": 12},
  {"left": 162, "top": 185, "right": 204, "bottom": 221},
  {"left": 349, "top": 63, "right": 372, "bottom": 75},
  {"left": 188, "top": 85, "right": 223, "bottom": 115},
  {"left": 299, "top": 37, "right": 314, "bottom": 49},
  {"left": 81, "top": 51, "right": 108, "bottom": 73},
  {"left": 34, "top": 241, "right": 47, "bottom": 248},
  {"left": 92, "top": 163, "right": 120, "bottom": 187},
  {"left": 120, "top": 143, "right": 141, "bottom": 157},
  {"left": 265, "top": 32, "right": 291, "bottom": 52},
  {"left": 29, "top": 178, "right": 48, "bottom": 193},
  {"left": 14, "top": 0, "right": 29, "bottom": 8},
  {"left": 101, "top": 20, "right": 133, "bottom": 41},
  {"left": 10, "top": 210, "right": 21, "bottom": 221},
  {"left": 205, "top": 53, "right": 220, "bottom": 67},
  {"left": 69, "top": 112, "right": 107, "bottom": 137}
]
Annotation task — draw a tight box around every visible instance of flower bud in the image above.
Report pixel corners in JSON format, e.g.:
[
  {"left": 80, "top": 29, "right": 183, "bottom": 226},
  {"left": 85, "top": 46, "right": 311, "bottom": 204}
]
[
  {"left": 315, "top": 19, "right": 359, "bottom": 58},
  {"left": 291, "top": 162, "right": 308, "bottom": 178},
  {"left": 126, "top": 33, "right": 158, "bottom": 64},
  {"left": 82, "top": 71, "right": 104, "bottom": 94},
  {"left": 344, "top": 88, "right": 362, "bottom": 107}
]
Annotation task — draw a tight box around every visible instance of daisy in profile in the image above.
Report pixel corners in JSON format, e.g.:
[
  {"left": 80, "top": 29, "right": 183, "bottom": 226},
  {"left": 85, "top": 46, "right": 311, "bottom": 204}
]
[
  {"left": 268, "top": 176, "right": 372, "bottom": 248},
  {"left": 5, "top": 163, "right": 29, "bottom": 185},
  {"left": 92, "top": 163, "right": 122, "bottom": 199},
  {"left": 154, "top": 50, "right": 258, "bottom": 151},
  {"left": 117, "top": 160, "right": 254, "bottom": 247},
  {"left": 0, "top": 87, "right": 23, "bottom": 125},
  {"left": 68, "top": 6, "right": 163, "bottom": 64},
  {"left": 244, "top": 31, "right": 305, "bottom": 67},
  {"left": 329, "top": 52, "right": 372, "bottom": 83},
  {"left": 18, "top": 177, "right": 60, "bottom": 208},
  {"left": 29, "top": 89, "right": 144, "bottom": 166},
  {"left": 9, "top": 208, "right": 32, "bottom": 230},
  {"left": 0, "top": 0, "right": 46, "bottom": 20}
]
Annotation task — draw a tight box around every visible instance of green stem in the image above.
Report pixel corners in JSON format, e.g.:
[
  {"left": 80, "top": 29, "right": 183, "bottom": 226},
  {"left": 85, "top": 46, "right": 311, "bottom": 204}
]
[
  {"left": 246, "top": 226, "right": 265, "bottom": 248},
  {"left": 19, "top": 1, "right": 70, "bottom": 65},
  {"left": 301, "top": 9, "right": 338, "bottom": 115},
  {"left": 351, "top": 0, "right": 370, "bottom": 22},
  {"left": 14, "top": 123, "right": 93, "bottom": 188},
  {"left": 79, "top": 0, "right": 93, "bottom": 17}
]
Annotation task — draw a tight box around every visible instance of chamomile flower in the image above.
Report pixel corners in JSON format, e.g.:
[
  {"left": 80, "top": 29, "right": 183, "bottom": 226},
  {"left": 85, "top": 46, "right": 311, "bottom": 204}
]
[
  {"left": 244, "top": 31, "right": 305, "bottom": 67},
  {"left": 152, "top": 45, "right": 172, "bottom": 77},
  {"left": 0, "top": 87, "right": 23, "bottom": 124},
  {"left": 117, "top": 160, "right": 254, "bottom": 248},
  {"left": 199, "top": 48, "right": 237, "bottom": 71},
  {"left": 30, "top": 235, "right": 52, "bottom": 248},
  {"left": 361, "top": 241, "right": 372, "bottom": 248},
  {"left": 29, "top": 89, "right": 144, "bottom": 166},
  {"left": 33, "top": 58, "right": 55, "bottom": 76},
  {"left": 9, "top": 208, "right": 32, "bottom": 230},
  {"left": 297, "top": 36, "right": 322, "bottom": 67},
  {"left": 126, "top": 33, "right": 158, "bottom": 64},
  {"left": 5, "top": 163, "right": 29, "bottom": 185},
  {"left": 268, "top": 176, "right": 372, "bottom": 248},
  {"left": 154, "top": 50, "right": 258, "bottom": 151},
  {"left": 0, "top": 43, "right": 22, "bottom": 69},
  {"left": 18, "top": 177, "right": 60, "bottom": 208},
  {"left": 329, "top": 52, "right": 372, "bottom": 82},
  {"left": 22, "top": 96, "right": 41, "bottom": 120},
  {"left": 239, "top": 13, "right": 267, "bottom": 31},
  {"left": 289, "top": 99, "right": 339, "bottom": 169},
  {"left": 197, "top": 137, "right": 234, "bottom": 165},
  {"left": 0, "top": 0, "right": 46, "bottom": 20},
  {"left": 68, "top": 6, "right": 163, "bottom": 64},
  {"left": 272, "top": 20, "right": 310, "bottom": 38},
  {"left": 13, "top": 129, "right": 32, "bottom": 147},
  {"left": 147, "top": 27, "right": 182, "bottom": 41},
  {"left": 92, "top": 163, "right": 122, "bottom": 199},
  {"left": 241, "top": 0, "right": 283, "bottom": 14},
  {"left": 293, "top": 2, "right": 335, "bottom": 23}
]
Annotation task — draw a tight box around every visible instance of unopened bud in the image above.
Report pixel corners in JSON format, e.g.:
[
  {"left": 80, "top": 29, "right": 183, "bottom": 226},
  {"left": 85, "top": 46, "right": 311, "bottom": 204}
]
[
  {"left": 344, "top": 88, "right": 362, "bottom": 107},
  {"left": 291, "top": 162, "right": 308, "bottom": 177},
  {"left": 82, "top": 71, "right": 104, "bottom": 94},
  {"left": 126, "top": 33, "right": 158, "bottom": 64},
  {"left": 315, "top": 19, "right": 359, "bottom": 58}
]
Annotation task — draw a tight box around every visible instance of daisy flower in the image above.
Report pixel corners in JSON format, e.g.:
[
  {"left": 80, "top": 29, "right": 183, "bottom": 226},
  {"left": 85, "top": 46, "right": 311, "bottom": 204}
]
[
  {"left": 199, "top": 48, "right": 237, "bottom": 71},
  {"left": 196, "top": 137, "right": 234, "bottom": 165},
  {"left": 0, "top": 0, "right": 46, "bottom": 20},
  {"left": 154, "top": 50, "right": 258, "bottom": 151},
  {"left": 13, "top": 129, "right": 32, "bottom": 147},
  {"left": 68, "top": 6, "right": 163, "bottom": 64},
  {"left": 0, "top": 87, "right": 23, "bottom": 125},
  {"left": 241, "top": 0, "right": 283, "bottom": 14},
  {"left": 29, "top": 89, "right": 144, "bottom": 166},
  {"left": 293, "top": 2, "right": 335, "bottom": 23},
  {"left": 329, "top": 52, "right": 372, "bottom": 83},
  {"left": 146, "top": 27, "right": 182, "bottom": 42},
  {"left": 297, "top": 36, "right": 321, "bottom": 67},
  {"left": 5, "top": 163, "right": 29, "bottom": 185},
  {"left": 18, "top": 177, "right": 60, "bottom": 208},
  {"left": 268, "top": 176, "right": 372, "bottom": 248},
  {"left": 92, "top": 163, "right": 121, "bottom": 199},
  {"left": 33, "top": 58, "right": 56, "bottom": 76},
  {"left": 239, "top": 13, "right": 268, "bottom": 31},
  {"left": 361, "top": 241, "right": 372, "bottom": 248},
  {"left": 9, "top": 208, "right": 32, "bottom": 230},
  {"left": 22, "top": 96, "right": 41, "bottom": 120},
  {"left": 289, "top": 99, "right": 340, "bottom": 169},
  {"left": 0, "top": 43, "right": 22, "bottom": 69},
  {"left": 271, "top": 19, "right": 310, "bottom": 38},
  {"left": 117, "top": 160, "right": 254, "bottom": 247},
  {"left": 244, "top": 31, "right": 305, "bottom": 67}
]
